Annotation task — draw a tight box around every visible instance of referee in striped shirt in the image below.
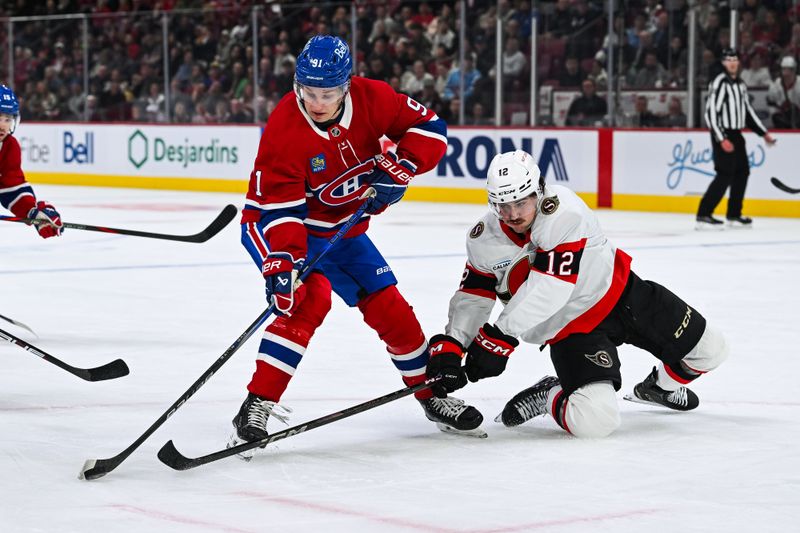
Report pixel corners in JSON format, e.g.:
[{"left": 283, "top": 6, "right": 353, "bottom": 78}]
[{"left": 698, "top": 48, "right": 776, "bottom": 228}]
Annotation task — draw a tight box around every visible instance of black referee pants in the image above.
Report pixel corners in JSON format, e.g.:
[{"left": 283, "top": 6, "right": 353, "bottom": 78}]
[{"left": 697, "top": 131, "right": 750, "bottom": 219}]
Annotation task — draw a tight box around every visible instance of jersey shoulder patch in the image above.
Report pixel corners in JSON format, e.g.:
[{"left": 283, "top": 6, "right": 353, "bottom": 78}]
[
  {"left": 540, "top": 196, "right": 560, "bottom": 215},
  {"left": 469, "top": 221, "right": 485, "bottom": 239}
]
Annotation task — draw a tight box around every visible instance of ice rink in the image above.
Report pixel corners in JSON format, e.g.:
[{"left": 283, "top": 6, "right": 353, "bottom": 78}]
[{"left": 1, "top": 184, "right": 798, "bottom": 532}]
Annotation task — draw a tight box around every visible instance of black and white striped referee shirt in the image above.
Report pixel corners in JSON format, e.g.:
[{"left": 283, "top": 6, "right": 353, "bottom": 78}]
[{"left": 705, "top": 72, "right": 768, "bottom": 142}]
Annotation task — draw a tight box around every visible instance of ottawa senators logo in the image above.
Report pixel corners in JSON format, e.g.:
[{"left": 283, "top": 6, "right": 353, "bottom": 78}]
[
  {"left": 469, "top": 221, "right": 484, "bottom": 238},
  {"left": 541, "top": 196, "right": 559, "bottom": 215},
  {"left": 314, "top": 159, "right": 376, "bottom": 207},
  {"left": 584, "top": 350, "right": 614, "bottom": 368},
  {"left": 496, "top": 256, "right": 531, "bottom": 302}
]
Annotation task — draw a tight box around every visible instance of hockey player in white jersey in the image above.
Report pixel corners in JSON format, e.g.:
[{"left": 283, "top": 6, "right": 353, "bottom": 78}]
[{"left": 425, "top": 150, "right": 729, "bottom": 438}]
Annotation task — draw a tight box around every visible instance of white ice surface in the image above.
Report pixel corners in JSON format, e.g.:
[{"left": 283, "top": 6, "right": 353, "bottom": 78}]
[{"left": 1, "top": 185, "right": 799, "bottom": 533}]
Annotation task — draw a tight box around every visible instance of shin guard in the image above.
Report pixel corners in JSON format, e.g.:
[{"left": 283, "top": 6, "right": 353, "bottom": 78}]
[
  {"left": 358, "top": 286, "right": 432, "bottom": 400},
  {"left": 248, "top": 273, "right": 332, "bottom": 401}
]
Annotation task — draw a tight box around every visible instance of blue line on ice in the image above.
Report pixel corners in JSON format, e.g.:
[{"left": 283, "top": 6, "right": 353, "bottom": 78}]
[{"left": 1, "top": 241, "right": 798, "bottom": 275}]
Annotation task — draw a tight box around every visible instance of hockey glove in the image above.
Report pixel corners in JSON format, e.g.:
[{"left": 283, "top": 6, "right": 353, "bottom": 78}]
[
  {"left": 27, "top": 201, "right": 63, "bottom": 239},
  {"left": 465, "top": 323, "right": 519, "bottom": 382},
  {"left": 426, "top": 334, "right": 467, "bottom": 397},
  {"left": 366, "top": 152, "right": 416, "bottom": 215},
  {"left": 262, "top": 252, "right": 306, "bottom": 316}
]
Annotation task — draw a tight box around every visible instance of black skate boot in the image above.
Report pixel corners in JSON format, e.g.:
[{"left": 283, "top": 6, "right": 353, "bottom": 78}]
[
  {"left": 695, "top": 215, "right": 725, "bottom": 230},
  {"left": 726, "top": 215, "right": 753, "bottom": 228},
  {"left": 495, "top": 375, "right": 560, "bottom": 427},
  {"left": 419, "top": 396, "right": 487, "bottom": 438},
  {"left": 229, "top": 393, "right": 291, "bottom": 460},
  {"left": 625, "top": 366, "right": 699, "bottom": 411}
]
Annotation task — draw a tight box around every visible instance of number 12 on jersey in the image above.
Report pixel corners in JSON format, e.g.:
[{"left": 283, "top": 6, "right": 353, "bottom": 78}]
[{"left": 533, "top": 243, "right": 585, "bottom": 284}]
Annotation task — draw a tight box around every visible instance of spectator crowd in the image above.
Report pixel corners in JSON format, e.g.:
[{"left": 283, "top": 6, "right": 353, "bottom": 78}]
[{"left": 1, "top": 0, "right": 799, "bottom": 128}]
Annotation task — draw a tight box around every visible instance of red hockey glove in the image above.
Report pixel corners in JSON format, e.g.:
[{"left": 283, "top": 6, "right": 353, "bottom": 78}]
[
  {"left": 27, "top": 201, "right": 63, "bottom": 239},
  {"left": 426, "top": 334, "right": 467, "bottom": 397},
  {"left": 262, "top": 252, "right": 306, "bottom": 316},
  {"left": 465, "top": 323, "right": 519, "bottom": 382},
  {"left": 367, "top": 152, "right": 416, "bottom": 214}
]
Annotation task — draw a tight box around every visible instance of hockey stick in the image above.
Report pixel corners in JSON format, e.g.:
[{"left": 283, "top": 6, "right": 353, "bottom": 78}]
[
  {"left": 0, "top": 313, "right": 37, "bottom": 337},
  {"left": 0, "top": 204, "right": 238, "bottom": 243},
  {"left": 79, "top": 190, "right": 375, "bottom": 481},
  {"left": 770, "top": 177, "right": 800, "bottom": 194},
  {"left": 158, "top": 377, "right": 438, "bottom": 471},
  {"left": 0, "top": 327, "right": 129, "bottom": 381}
]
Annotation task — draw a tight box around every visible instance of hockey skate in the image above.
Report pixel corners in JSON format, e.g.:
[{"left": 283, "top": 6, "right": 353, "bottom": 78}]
[
  {"left": 624, "top": 366, "right": 699, "bottom": 411},
  {"left": 419, "top": 396, "right": 487, "bottom": 438},
  {"left": 726, "top": 216, "right": 753, "bottom": 228},
  {"left": 228, "top": 392, "right": 291, "bottom": 461},
  {"left": 695, "top": 215, "right": 725, "bottom": 230},
  {"left": 495, "top": 375, "right": 560, "bottom": 427}
]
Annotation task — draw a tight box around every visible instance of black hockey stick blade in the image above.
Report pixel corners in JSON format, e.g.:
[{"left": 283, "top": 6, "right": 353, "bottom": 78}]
[
  {"left": 0, "top": 313, "right": 37, "bottom": 338},
  {"left": 157, "top": 377, "right": 438, "bottom": 471},
  {"left": 770, "top": 177, "right": 800, "bottom": 194},
  {"left": 0, "top": 328, "right": 129, "bottom": 382},
  {"left": 79, "top": 456, "right": 125, "bottom": 481},
  {"left": 82, "top": 358, "right": 130, "bottom": 382},
  {"left": 0, "top": 204, "right": 238, "bottom": 243}
]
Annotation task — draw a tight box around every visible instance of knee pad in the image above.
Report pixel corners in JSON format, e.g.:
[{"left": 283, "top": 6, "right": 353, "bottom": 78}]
[
  {"left": 358, "top": 285, "right": 425, "bottom": 354},
  {"left": 563, "top": 381, "right": 621, "bottom": 438},
  {"left": 682, "top": 324, "right": 729, "bottom": 373}
]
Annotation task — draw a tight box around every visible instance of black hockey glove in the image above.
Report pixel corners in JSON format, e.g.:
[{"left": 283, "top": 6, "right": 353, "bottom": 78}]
[
  {"left": 465, "top": 323, "right": 519, "bottom": 382},
  {"left": 426, "top": 334, "right": 467, "bottom": 397}
]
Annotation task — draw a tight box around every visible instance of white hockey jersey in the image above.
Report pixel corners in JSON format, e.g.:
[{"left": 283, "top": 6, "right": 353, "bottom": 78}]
[{"left": 446, "top": 184, "right": 631, "bottom": 346}]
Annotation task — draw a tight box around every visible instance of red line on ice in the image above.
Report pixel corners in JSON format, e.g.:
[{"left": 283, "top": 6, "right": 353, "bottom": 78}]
[
  {"left": 108, "top": 504, "right": 259, "bottom": 533},
  {"left": 235, "top": 491, "right": 661, "bottom": 532}
]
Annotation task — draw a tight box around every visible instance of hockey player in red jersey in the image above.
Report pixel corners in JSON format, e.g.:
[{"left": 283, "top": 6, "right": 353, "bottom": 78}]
[
  {"left": 0, "top": 85, "right": 62, "bottom": 239},
  {"left": 234, "top": 35, "right": 484, "bottom": 446},
  {"left": 426, "top": 150, "right": 729, "bottom": 438}
]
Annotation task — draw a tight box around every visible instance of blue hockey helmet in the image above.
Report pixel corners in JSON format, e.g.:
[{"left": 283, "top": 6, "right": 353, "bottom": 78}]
[
  {"left": 294, "top": 35, "right": 352, "bottom": 92},
  {"left": 0, "top": 85, "right": 20, "bottom": 133}
]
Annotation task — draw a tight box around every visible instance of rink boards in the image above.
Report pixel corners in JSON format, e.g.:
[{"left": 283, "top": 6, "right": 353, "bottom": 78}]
[{"left": 18, "top": 122, "right": 800, "bottom": 217}]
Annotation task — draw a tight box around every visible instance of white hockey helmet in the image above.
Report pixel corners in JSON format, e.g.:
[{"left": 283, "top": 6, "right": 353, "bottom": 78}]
[{"left": 486, "top": 150, "right": 543, "bottom": 216}]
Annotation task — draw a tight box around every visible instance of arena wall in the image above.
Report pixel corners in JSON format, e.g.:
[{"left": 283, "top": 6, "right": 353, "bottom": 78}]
[{"left": 19, "top": 122, "right": 800, "bottom": 217}]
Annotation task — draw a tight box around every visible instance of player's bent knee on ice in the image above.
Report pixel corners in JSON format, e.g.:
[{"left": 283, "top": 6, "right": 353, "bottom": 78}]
[
  {"left": 564, "top": 381, "right": 621, "bottom": 438},
  {"left": 683, "top": 325, "right": 729, "bottom": 373}
]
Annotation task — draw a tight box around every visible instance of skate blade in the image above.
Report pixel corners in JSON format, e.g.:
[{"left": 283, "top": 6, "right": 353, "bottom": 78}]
[
  {"left": 492, "top": 412, "right": 539, "bottom": 427},
  {"left": 695, "top": 223, "right": 725, "bottom": 231},
  {"left": 227, "top": 433, "right": 257, "bottom": 462},
  {"left": 623, "top": 393, "right": 662, "bottom": 407},
  {"left": 434, "top": 422, "right": 488, "bottom": 438},
  {"left": 624, "top": 393, "right": 696, "bottom": 411}
]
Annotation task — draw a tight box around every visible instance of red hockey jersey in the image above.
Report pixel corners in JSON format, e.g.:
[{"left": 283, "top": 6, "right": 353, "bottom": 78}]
[
  {"left": 241, "top": 76, "right": 447, "bottom": 263},
  {"left": 0, "top": 135, "right": 36, "bottom": 217}
]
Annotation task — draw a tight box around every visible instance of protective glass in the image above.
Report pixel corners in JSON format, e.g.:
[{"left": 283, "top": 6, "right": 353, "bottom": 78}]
[
  {"left": 294, "top": 81, "right": 349, "bottom": 105},
  {"left": 490, "top": 194, "right": 537, "bottom": 219}
]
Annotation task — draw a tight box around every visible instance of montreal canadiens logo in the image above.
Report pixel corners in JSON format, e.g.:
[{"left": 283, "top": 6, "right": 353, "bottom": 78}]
[{"left": 315, "top": 159, "right": 376, "bottom": 207}]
